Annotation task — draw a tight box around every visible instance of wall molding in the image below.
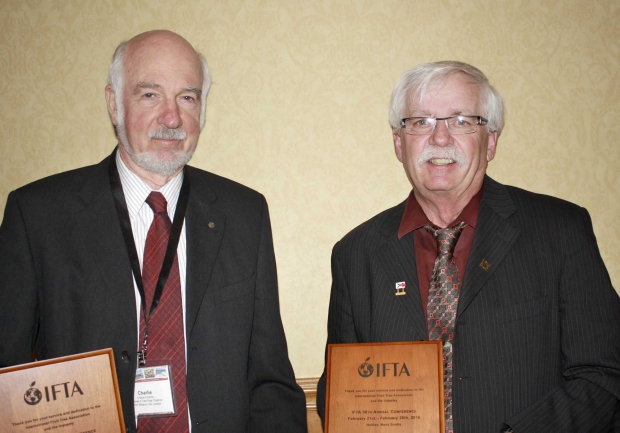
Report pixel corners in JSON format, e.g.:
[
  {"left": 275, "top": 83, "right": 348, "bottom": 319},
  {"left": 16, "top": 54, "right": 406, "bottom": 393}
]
[
  {"left": 297, "top": 376, "right": 318, "bottom": 409},
  {"left": 297, "top": 377, "right": 322, "bottom": 432}
]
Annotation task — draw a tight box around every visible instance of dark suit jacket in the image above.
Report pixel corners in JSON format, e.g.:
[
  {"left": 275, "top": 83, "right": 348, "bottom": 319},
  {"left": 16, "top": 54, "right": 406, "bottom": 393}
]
[
  {"left": 317, "top": 176, "right": 620, "bottom": 432},
  {"left": 0, "top": 153, "right": 307, "bottom": 433}
]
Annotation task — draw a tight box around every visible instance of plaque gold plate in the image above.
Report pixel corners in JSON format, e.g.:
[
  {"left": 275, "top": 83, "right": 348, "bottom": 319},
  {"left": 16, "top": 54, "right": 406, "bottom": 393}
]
[
  {"left": 0, "top": 348, "right": 125, "bottom": 432},
  {"left": 325, "top": 341, "right": 444, "bottom": 433}
]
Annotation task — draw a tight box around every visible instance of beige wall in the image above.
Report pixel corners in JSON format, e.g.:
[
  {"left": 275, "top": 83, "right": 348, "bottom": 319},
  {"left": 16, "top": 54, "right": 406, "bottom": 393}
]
[{"left": 1, "top": 0, "right": 618, "bottom": 378}]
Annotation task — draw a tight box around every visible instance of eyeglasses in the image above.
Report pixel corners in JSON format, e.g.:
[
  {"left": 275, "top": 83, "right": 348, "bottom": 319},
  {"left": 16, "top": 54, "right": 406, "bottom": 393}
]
[{"left": 400, "top": 115, "right": 488, "bottom": 135}]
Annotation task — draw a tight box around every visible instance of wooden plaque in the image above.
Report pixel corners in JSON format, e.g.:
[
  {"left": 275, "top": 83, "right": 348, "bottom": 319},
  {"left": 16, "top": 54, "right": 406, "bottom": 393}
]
[
  {"left": 325, "top": 341, "right": 444, "bottom": 433},
  {"left": 0, "top": 348, "right": 125, "bottom": 433}
]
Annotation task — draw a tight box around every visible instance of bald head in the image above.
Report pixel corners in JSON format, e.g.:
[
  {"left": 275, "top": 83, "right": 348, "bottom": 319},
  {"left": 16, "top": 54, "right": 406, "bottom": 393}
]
[{"left": 107, "top": 30, "right": 211, "bottom": 130}]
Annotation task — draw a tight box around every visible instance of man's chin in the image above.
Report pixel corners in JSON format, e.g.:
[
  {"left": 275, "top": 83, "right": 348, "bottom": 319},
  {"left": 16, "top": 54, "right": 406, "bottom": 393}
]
[{"left": 131, "top": 151, "right": 193, "bottom": 177}]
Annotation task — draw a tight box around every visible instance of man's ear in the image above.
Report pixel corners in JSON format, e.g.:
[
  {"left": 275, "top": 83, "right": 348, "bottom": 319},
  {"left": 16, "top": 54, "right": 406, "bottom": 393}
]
[
  {"left": 393, "top": 131, "right": 404, "bottom": 163},
  {"left": 486, "top": 131, "right": 498, "bottom": 162},
  {"left": 105, "top": 85, "right": 118, "bottom": 126}
]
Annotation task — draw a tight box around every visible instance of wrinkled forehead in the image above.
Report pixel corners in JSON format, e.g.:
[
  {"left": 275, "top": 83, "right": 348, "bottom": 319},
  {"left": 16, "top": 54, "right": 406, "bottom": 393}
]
[
  {"left": 123, "top": 35, "right": 203, "bottom": 86},
  {"left": 407, "top": 73, "right": 482, "bottom": 115}
]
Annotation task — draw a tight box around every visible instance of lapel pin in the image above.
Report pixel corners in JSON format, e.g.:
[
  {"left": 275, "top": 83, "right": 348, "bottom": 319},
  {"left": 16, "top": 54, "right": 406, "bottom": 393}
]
[
  {"left": 395, "top": 281, "right": 406, "bottom": 296},
  {"left": 479, "top": 259, "right": 491, "bottom": 271},
  {"left": 208, "top": 222, "right": 215, "bottom": 229}
]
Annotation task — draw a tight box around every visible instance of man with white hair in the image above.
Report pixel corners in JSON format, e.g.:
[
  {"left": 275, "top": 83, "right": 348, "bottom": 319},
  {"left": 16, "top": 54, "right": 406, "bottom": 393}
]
[
  {"left": 0, "top": 30, "right": 307, "bottom": 433},
  {"left": 317, "top": 61, "right": 620, "bottom": 432}
]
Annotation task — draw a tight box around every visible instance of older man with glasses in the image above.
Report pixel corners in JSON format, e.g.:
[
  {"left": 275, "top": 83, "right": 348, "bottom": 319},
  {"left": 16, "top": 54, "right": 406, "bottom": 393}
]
[{"left": 317, "top": 61, "right": 620, "bottom": 433}]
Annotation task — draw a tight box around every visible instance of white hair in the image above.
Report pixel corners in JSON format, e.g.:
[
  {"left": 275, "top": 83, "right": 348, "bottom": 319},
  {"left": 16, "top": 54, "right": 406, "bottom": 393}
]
[
  {"left": 389, "top": 61, "right": 505, "bottom": 136},
  {"left": 106, "top": 39, "right": 211, "bottom": 130}
]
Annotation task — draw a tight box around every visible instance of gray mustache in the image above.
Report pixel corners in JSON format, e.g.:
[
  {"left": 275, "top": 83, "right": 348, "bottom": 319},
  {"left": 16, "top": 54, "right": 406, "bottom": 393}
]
[
  {"left": 149, "top": 128, "right": 188, "bottom": 140},
  {"left": 416, "top": 145, "right": 467, "bottom": 168}
]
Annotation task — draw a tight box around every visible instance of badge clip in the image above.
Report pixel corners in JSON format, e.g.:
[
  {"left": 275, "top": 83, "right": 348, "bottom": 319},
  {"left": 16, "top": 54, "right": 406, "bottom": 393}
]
[{"left": 137, "top": 351, "right": 146, "bottom": 366}]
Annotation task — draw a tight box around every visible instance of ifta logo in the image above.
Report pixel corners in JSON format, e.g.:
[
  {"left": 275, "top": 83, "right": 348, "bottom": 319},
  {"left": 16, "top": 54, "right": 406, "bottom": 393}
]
[
  {"left": 358, "top": 357, "right": 410, "bottom": 378},
  {"left": 23, "top": 380, "right": 84, "bottom": 405},
  {"left": 24, "top": 381, "right": 43, "bottom": 405},
  {"left": 358, "top": 357, "right": 374, "bottom": 377}
]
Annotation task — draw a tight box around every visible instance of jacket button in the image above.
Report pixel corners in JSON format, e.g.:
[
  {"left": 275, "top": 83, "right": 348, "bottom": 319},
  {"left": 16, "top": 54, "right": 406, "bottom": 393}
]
[{"left": 121, "top": 351, "right": 131, "bottom": 363}]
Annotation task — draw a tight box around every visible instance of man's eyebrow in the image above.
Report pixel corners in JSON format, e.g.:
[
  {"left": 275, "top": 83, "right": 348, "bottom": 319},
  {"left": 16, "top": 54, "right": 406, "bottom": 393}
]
[
  {"left": 133, "top": 82, "right": 202, "bottom": 97},
  {"left": 409, "top": 109, "right": 467, "bottom": 117},
  {"left": 409, "top": 110, "right": 432, "bottom": 117},
  {"left": 134, "top": 82, "right": 161, "bottom": 94},
  {"left": 186, "top": 86, "right": 202, "bottom": 97}
]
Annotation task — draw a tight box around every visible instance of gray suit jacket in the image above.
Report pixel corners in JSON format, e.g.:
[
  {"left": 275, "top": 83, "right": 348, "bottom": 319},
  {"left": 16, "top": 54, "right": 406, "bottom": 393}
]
[
  {"left": 0, "top": 152, "right": 307, "bottom": 433},
  {"left": 317, "top": 176, "right": 620, "bottom": 432}
]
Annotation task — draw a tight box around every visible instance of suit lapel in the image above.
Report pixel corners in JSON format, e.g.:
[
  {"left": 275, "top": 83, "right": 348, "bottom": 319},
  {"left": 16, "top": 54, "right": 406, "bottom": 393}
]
[
  {"left": 458, "top": 177, "right": 520, "bottom": 316},
  {"left": 374, "top": 203, "right": 428, "bottom": 339},
  {"left": 74, "top": 160, "right": 227, "bottom": 341},
  {"left": 183, "top": 167, "right": 225, "bottom": 335},
  {"left": 75, "top": 157, "right": 136, "bottom": 333}
]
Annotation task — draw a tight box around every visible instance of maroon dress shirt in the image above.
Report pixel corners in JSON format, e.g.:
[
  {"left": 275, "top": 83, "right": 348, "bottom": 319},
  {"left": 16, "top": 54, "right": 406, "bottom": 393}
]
[{"left": 397, "top": 188, "right": 483, "bottom": 317}]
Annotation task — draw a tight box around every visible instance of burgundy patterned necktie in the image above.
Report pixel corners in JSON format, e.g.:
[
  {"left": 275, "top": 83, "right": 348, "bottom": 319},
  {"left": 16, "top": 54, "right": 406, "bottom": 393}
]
[
  {"left": 138, "top": 192, "right": 188, "bottom": 433},
  {"left": 424, "top": 221, "right": 467, "bottom": 433}
]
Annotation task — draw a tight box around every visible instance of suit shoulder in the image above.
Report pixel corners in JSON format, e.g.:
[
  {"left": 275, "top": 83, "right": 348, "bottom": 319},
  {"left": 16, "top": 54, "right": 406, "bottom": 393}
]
[
  {"left": 334, "top": 201, "right": 406, "bottom": 256},
  {"left": 9, "top": 161, "right": 105, "bottom": 205},
  {"left": 186, "top": 165, "right": 260, "bottom": 194},
  {"left": 185, "top": 165, "right": 268, "bottom": 222},
  {"left": 486, "top": 179, "right": 594, "bottom": 238},
  {"left": 186, "top": 166, "right": 263, "bottom": 198},
  {"left": 503, "top": 183, "right": 586, "bottom": 217}
]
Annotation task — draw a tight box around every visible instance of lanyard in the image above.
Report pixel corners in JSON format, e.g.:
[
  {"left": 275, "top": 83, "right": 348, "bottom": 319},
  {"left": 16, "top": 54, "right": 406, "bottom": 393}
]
[{"left": 108, "top": 149, "right": 190, "bottom": 365}]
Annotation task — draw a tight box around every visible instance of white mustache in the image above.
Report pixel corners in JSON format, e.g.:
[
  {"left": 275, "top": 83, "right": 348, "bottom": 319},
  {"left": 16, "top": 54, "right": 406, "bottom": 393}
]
[
  {"left": 417, "top": 145, "right": 467, "bottom": 168},
  {"left": 149, "top": 128, "right": 187, "bottom": 140}
]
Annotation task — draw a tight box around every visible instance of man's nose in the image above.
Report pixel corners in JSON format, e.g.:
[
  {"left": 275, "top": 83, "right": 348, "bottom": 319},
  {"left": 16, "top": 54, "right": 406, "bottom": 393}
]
[
  {"left": 157, "top": 99, "right": 182, "bottom": 130},
  {"left": 429, "top": 119, "right": 453, "bottom": 147}
]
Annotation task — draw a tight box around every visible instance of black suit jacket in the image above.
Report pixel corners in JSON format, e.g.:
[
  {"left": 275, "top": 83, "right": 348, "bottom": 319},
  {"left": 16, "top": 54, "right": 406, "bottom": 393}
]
[
  {"left": 317, "top": 176, "right": 620, "bottom": 432},
  {"left": 0, "top": 153, "right": 307, "bottom": 432}
]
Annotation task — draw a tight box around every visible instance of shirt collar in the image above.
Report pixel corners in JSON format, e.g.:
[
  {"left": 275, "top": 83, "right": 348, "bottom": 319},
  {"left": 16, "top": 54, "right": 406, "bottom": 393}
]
[
  {"left": 116, "top": 150, "right": 184, "bottom": 219},
  {"left": 397, "top": 186, "right": 483, "bottom": 239}
]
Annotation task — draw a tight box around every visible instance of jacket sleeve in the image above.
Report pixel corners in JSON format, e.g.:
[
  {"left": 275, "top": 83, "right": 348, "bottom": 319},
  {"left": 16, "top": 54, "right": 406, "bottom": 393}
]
[
  {"left": 247, "top": 197, "right": 308, "bottom": 432},
  {"left": 0, "top": 191, "right": 40, "bottom": 367},
  {"left": 317, "top": 243, "right": 359, "bottom": 422},
  {"left": 505, "top": 207, "right": 620, "bottom": 432}
]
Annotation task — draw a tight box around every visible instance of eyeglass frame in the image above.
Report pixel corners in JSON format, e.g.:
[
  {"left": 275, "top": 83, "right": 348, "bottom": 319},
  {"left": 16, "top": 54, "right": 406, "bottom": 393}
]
[{"left": 399, "top": 115, "right": 489, "bottom": 135}]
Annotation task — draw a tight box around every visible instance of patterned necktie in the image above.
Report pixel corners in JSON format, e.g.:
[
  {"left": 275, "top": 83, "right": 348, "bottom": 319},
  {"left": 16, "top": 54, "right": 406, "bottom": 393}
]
[
  {"left": 424, "top": 221, "right": 467, "bottom": 433},
  {"left": 138, "top": 192, "right": 188, "bottom": 433}
]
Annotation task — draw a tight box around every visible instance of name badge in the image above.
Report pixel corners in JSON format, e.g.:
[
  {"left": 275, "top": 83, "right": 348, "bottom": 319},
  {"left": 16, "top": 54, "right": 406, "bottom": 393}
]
[{"left": 134, "top": 365, "right": 178, "bottom": 417}]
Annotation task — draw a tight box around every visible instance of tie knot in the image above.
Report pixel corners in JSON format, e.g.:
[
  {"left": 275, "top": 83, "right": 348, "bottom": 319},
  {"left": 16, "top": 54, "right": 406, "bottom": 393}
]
[
  {"left": 424, "top": 221, "right": 466, "bottom": 255},
  {"left": 145, "top": 192, "right": 168, "bottom": 215}
]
